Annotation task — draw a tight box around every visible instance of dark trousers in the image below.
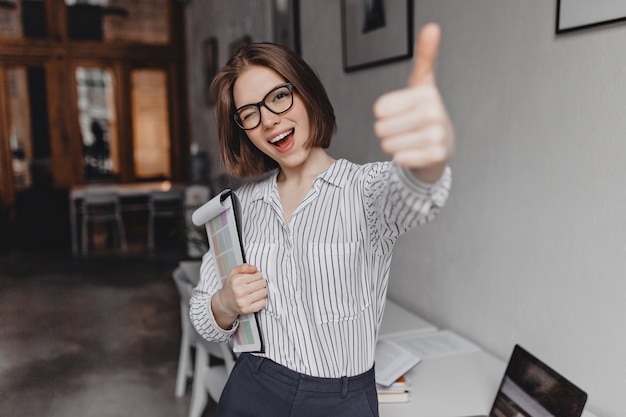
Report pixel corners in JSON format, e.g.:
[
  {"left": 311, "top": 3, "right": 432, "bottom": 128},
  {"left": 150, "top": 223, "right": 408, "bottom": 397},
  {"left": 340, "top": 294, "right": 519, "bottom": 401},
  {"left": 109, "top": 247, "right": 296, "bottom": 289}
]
[{"left": 216, "top": 353, "right": 379, "bottom": 417}]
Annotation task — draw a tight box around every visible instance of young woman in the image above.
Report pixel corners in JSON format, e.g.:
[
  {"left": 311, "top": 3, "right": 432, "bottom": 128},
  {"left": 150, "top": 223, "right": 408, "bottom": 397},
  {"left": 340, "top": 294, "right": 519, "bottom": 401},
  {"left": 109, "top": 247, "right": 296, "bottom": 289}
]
[{"left": 190, "top": 23, "right": 454, "bottom": 417}]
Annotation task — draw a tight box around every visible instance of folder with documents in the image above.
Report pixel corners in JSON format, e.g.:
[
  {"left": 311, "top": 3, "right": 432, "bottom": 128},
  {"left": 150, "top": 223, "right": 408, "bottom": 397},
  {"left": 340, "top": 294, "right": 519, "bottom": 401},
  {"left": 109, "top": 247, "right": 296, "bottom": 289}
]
[{"left": 192, "top": 189, "right": 263, "bottom": 353}]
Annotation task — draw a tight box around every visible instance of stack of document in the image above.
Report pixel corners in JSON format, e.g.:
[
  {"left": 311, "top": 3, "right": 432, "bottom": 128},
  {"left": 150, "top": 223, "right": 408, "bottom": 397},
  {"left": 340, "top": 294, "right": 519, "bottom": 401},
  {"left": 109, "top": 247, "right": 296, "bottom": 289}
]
[
  {"left": 376, "top": 375, "right": 410, "bottom": 403},
  {"left": 374, "top": 330, "right": 481, "bottom": 404}
]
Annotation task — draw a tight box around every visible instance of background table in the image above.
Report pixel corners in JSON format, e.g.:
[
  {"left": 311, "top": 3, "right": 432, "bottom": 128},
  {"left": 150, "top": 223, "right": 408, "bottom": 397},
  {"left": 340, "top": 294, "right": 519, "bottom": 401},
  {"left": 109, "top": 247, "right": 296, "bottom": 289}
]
[{"left": 69, "top": 181, "right": 184, "bottom": 254}]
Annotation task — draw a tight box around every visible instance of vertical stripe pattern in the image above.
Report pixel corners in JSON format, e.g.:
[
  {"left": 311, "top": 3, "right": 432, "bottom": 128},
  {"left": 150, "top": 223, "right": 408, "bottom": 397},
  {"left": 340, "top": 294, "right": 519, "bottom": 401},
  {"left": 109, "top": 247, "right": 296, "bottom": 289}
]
[{"left": 190, "top": 159, "right": 451, "bottom": 378}]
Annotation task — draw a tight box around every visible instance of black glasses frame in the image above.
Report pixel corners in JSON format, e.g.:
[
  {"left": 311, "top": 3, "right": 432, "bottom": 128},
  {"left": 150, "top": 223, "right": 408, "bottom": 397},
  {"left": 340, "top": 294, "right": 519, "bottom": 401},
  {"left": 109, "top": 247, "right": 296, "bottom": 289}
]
[{"left": 233, "top": 82, "right": 294, "bottom": 130}]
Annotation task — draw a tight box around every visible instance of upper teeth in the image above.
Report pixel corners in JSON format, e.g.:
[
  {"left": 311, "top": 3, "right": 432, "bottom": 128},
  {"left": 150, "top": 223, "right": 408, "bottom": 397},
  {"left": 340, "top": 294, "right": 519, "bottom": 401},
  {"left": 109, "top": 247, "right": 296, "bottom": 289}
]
[{"left": 270, "top": 130, "right": 292, "bottom": 144}]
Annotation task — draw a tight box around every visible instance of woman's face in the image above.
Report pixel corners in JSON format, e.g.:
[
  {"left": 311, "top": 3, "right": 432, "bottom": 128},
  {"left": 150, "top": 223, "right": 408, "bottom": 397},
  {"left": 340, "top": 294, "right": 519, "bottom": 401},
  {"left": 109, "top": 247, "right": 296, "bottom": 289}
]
[{"left": 232, "top": 65, "right": 311, "bottom": 170}]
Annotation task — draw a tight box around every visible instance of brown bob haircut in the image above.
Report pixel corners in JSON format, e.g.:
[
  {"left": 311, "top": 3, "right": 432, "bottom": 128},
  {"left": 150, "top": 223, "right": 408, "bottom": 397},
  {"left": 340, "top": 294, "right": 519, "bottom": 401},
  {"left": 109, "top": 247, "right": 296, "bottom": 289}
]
[{"left": 209, "top": 42, "right": 336, "bottom": 178}]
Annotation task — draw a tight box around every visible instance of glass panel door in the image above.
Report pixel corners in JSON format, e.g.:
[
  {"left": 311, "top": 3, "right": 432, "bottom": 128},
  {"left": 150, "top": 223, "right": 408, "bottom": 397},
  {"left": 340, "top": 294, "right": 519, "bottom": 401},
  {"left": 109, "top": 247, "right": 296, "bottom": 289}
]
[
  {"left": 6, "top": 65, "right": 52, "bottom": 190},
  {"left": 0, "top": 0, "right": 23, "bottom": 39},
  {"left": 0, "top": 0, "right": 48, "bottom": 39},
  {"left": 130, "top": 68, "right": 170, "bottom": 180},
  {"left": 7, "top": 67, "right": 33, "bottom": 190},
  {"left": 75, "top": 66, "right": 119, "bottom": 181}
]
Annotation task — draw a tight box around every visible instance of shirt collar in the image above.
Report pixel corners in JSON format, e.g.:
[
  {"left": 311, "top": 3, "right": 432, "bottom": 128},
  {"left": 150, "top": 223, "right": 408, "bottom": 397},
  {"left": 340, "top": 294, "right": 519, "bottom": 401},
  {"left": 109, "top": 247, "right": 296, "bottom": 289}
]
[
  {"left": 248, "top": 159, "right": 349, "bottom": 203},
  {"left": 316, "top": 158, "right": 348, "bottom": 188}
]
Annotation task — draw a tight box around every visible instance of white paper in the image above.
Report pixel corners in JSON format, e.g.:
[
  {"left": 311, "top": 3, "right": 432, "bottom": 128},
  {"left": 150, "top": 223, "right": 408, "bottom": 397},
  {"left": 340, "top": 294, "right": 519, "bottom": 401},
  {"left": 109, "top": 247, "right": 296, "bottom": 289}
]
[
  {"left": 374, "top": 339, "right": 422, "bottom": 387},
  {"left": 387, "top": 330, "right": 480, "bottom": 360}
]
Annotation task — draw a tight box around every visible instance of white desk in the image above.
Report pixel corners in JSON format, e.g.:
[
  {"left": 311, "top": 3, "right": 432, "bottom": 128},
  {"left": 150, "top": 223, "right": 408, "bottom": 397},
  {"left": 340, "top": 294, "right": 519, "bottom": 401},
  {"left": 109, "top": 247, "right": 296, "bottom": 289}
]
[
  {"left": 379, "top": 350, "right": 504, "bottom": 417},
  {"left": 379, "top": 301, "right": 437, "bottom": 339},
  {"left": 378, "top": 301, "right": 598, "bottom": 417},
  {"left": 69, "top": 181, "right": 184, "bottom": 254}
]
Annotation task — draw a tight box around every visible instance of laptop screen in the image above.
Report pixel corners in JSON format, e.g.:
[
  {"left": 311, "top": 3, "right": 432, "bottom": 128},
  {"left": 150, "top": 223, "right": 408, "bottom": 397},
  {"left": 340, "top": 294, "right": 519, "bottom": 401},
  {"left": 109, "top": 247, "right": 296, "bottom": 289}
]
[{"left": 489, "top": 345, "right": 587, "bottom": 417}]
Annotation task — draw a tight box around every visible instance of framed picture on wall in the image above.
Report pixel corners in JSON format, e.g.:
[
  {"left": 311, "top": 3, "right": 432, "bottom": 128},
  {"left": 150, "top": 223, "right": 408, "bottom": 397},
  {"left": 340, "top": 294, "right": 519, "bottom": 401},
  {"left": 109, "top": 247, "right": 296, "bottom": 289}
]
[
  {"left": 273, "top": 0, "right": 301, "bottom": 54},
  {"left": 202, "top": 37, "right": 218, "bottom": 106},
  {"left": 341, "top": 0, "right": 413, "bottom": 72},
  {"left": 556, "top": 0, "right": 626, "bottom": 33}
]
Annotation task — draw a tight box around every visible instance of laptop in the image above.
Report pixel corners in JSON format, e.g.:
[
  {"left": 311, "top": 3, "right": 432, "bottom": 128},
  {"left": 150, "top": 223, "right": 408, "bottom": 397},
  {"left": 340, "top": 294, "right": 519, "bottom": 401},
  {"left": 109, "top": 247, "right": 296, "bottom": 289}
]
[{"left": 471, "top": 344, "right": 588, "bottom": 417}]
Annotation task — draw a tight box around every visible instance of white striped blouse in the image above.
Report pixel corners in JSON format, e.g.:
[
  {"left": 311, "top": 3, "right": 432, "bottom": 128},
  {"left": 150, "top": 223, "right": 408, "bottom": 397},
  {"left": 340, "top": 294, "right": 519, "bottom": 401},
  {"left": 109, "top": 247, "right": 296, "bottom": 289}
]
[{"left": 190, "top": 159, "right": 451, "bottom": 378}]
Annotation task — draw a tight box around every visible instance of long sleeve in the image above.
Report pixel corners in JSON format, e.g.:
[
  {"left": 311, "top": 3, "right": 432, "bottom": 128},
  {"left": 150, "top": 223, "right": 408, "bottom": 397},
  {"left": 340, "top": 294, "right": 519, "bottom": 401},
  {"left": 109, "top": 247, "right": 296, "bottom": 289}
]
[
  {"left": 363, "top": 161, "right": 451, "bottom": 255},
  {"left": 189, "top": 251, "right": 238, "bottom": 343}
]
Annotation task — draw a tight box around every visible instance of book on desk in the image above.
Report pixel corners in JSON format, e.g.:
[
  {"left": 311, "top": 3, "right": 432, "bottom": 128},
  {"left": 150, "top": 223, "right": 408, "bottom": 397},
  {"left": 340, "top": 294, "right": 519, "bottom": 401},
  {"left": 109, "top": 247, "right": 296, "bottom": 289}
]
[{"left": 377, "top": 375, "right": 411, "bottom": 403}]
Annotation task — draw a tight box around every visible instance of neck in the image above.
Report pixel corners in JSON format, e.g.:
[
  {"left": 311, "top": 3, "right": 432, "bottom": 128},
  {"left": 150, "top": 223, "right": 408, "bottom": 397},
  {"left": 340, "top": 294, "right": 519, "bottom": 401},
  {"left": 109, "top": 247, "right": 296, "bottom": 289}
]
[{"left": 277, "top": 147, "right": 335, "bottom": 184}]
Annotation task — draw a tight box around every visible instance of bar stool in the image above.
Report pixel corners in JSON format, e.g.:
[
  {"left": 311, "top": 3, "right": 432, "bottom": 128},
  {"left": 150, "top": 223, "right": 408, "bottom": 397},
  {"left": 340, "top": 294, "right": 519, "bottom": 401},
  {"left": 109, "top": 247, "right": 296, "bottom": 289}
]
[
  {"left": 147, "top": 189, "right": 184, "bottom": 250},
  {"left": 81, "top": 190, "right": 127, "bottom": 255}
]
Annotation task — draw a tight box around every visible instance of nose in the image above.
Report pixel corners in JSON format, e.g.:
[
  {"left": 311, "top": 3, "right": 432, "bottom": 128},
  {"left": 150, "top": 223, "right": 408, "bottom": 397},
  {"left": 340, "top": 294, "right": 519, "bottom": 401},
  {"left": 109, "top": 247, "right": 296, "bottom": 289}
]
[{"left": 259, "top": 105, "right": 280, "bottom": 128}]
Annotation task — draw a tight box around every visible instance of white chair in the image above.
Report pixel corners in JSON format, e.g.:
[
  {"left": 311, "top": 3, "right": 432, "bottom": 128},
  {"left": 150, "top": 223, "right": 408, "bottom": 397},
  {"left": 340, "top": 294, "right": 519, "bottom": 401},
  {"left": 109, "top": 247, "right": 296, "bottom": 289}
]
[
  {"left": 81, "top": 190, "right": 127, "bottom": 255},
  {"left": 189, "top": 337, "right": 235, "bottom": 417},
  {"left": 147, "top": 189, "right": 184, "bottom": 250},
  {"left": 171, "top": 265, "right": 235, "bottom": 417}
]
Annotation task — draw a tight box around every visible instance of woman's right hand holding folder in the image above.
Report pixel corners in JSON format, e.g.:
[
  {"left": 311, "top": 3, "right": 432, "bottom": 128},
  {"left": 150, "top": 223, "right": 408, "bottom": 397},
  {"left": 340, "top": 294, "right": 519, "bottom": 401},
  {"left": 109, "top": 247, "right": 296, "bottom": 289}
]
[{"left": 211, "top": 263, "right": 268, "bottom": 330}]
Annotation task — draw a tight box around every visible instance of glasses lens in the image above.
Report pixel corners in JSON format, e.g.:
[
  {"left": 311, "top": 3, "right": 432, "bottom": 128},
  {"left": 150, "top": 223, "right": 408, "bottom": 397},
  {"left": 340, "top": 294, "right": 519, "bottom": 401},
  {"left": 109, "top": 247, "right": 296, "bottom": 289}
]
[
  {"left": 234, "top": 84, "right": 294, "bottom": 130},
  {"left": 236, "top": 105, "right": 260, "bottom": 130},
  {"left": 265, "top": 85, "right": 293, "bottom": 114}
]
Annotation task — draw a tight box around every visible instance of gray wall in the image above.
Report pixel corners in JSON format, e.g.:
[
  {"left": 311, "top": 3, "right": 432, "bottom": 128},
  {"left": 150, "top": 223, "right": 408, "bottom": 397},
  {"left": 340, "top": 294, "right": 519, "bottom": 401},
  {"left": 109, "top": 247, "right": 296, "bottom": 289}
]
[{"left": 186, "top": 2, "right": 626, "bottom": 416}]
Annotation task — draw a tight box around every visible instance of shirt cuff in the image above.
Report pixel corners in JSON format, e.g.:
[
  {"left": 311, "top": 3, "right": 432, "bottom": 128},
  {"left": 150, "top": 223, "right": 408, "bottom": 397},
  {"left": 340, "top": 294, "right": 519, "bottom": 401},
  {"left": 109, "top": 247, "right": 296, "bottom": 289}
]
[
  {"left": 207, "top": 293, "right": 240, "bottom": 336},
  {"left": 395, "top": 163, "right": 451, "bottom": 208}
]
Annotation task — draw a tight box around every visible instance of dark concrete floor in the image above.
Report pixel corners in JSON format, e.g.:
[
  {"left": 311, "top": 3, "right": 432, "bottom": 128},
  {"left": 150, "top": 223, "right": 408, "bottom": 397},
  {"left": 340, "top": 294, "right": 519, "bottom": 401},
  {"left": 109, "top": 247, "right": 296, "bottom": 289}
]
[{"left": 0, "top": 247, "right": 217, "bottom": 417}]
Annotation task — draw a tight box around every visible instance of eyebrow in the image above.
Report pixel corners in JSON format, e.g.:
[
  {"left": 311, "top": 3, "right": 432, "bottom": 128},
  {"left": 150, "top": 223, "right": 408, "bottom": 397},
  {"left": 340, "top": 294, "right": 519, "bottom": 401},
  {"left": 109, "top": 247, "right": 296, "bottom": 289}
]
[{"left": 235, "top": 82, "right": 289, "bottom": 109}]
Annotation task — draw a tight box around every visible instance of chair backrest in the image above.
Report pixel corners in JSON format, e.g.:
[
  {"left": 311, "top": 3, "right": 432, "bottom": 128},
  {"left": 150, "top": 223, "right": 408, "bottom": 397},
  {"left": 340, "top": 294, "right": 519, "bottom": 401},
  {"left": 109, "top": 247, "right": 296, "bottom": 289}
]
[
  {"left": 149, "top": 189, "right": 184, "bottom": 214},
  {"left": 151, "top": 189, "right": 184, "bottom": 202},
  {"left": 82, "top": 190, "right": 121, "bottom": 218},
  {"left": 172, "top": 266, "right": 196, "bottom": 304},
  {"left": 84, "top": 190, "right": 119, "bottom": 205}
]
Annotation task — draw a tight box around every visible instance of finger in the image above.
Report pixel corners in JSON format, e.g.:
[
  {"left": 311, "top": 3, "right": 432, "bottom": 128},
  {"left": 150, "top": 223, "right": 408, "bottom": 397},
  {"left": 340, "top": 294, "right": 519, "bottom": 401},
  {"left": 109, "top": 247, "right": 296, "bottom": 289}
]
[
  {"left": 232, "top": 272, "right": 266, "bottom": 292},
  {"left": 228, "top": 264, "right": 261, "bottom": 283},
  {"left": 245, "top": 298, "right": 267, "bottom": 314},
  {"left": 374, "top": 92, "right": 443, "bottom": 136},
  {"left": 379, "top": 129, "right": 432, "bottom": 156},
  {"left": 408, "top": 22, "right": 441, "bottom": 87},
  {"left": 237, "top": 287, "right": 268, "bottom": 314},
  {"left": 393, "top": 146, "right": 449, "bottom": 169},
  {"left": 237, "top": 263, "right": 258, "bottom": 273},
  {"left": 380, "top": 124, "right": 447, "bottom": 155},
  {"left": 373, "top": 84, "right": 438, "bottom": 120},
  {"left": 244, "top": 277, "right": 267, "bottom": 293}
]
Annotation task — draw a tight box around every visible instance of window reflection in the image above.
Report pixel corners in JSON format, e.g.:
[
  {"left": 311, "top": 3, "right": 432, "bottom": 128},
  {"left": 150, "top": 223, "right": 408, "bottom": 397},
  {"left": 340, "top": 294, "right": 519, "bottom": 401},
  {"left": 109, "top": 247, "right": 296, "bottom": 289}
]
[
  {"left": 75, "top": 67, "right": 119, "bottom": 181},
  {"left": 0, "top": 1, "right": 21, "bottom": 39},
  {"left": 8, "top": 67, "right": 32, "bottom": 190},
  {"left": 0, "top": 0, "right": 48, "bottom": 39},
  {"left": 7, "top": 65, "right": 52, "bottom": 189}
]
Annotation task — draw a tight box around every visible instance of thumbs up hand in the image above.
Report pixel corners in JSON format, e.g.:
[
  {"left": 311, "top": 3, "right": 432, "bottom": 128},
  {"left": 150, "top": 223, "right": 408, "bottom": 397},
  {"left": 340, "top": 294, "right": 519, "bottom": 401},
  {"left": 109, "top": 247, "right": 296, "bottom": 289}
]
[{"left": 373, "top": 23, "right": 455, "bottom": 184}]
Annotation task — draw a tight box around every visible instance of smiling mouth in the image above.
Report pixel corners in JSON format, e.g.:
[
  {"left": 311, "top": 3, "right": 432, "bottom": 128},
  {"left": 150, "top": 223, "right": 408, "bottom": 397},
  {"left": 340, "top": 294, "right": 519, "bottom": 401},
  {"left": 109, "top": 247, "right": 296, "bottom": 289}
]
[{"left": 270, "top": 129, "right": 294, "bottom": 146}]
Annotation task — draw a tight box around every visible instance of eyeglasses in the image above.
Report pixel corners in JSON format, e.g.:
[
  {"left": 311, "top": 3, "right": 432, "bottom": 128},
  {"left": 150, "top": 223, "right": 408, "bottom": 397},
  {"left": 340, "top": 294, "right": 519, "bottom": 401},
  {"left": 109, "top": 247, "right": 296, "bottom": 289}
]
[{"left": 233, "top": 82, "right": 294, "bottom": 130}]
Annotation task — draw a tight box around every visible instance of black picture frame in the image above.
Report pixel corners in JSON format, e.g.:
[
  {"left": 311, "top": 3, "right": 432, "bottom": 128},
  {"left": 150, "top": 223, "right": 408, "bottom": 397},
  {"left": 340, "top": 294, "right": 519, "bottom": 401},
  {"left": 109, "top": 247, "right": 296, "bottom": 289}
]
[
  {"left": 273, "top": 0, "right": 301, "bottom": 55},
  {"left": 202, "top": 37, "right": 218, "bottom": 106},
  {"left": 556, "top": 0, "right": 626, "bottom": 34},
  {"left": 341, "top": 0, "right": 413, "bottom": 72}
]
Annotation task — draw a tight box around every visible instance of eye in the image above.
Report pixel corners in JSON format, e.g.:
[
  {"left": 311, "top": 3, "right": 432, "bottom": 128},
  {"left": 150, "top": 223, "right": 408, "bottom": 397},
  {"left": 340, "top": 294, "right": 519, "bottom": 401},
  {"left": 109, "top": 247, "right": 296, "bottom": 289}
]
[
  {"left": 238, "top": 106, "right": 257, "bottom": 121},
  {"left": 270, "top": 87, "right": 290, "bottom": 103}
]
